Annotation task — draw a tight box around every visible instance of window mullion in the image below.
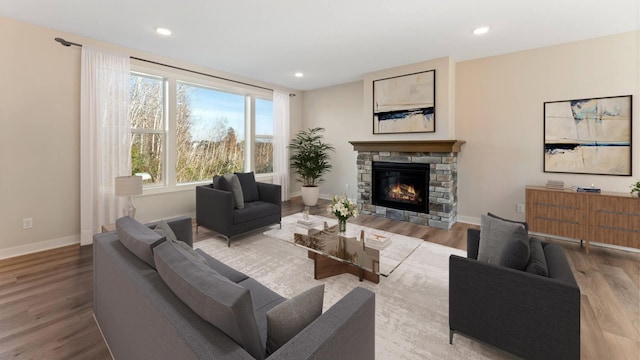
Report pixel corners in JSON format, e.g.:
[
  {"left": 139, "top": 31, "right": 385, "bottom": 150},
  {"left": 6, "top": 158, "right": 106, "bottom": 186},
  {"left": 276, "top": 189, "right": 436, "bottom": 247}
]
[{"left": 166, "top": 77, "right": 177, "bottom": 188}]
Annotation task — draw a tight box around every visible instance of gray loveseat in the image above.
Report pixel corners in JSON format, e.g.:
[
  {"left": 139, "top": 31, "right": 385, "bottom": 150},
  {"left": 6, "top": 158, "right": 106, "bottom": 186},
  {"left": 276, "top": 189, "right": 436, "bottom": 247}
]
[
  {"left": 93, "top": 216, "right": 376, "bottom": 359},
  {"left": 449, "top": 228, "right": 580, "bottom": 360}
]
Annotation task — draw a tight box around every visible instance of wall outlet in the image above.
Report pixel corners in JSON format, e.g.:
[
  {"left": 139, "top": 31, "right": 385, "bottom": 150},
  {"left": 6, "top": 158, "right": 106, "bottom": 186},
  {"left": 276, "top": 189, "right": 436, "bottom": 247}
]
[
  {"left": 516, "top": 204, "right": 525, "bottom": 214},
  {"left": 23, "top": 218, "right": 33, "bottom": 229}
]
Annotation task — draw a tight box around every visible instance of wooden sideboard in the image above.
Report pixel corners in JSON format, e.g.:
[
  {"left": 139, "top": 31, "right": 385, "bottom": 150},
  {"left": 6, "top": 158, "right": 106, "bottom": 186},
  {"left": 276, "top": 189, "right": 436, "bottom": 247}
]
[{"left": 526, "top": 186, "right": 640, "bottom": 253}]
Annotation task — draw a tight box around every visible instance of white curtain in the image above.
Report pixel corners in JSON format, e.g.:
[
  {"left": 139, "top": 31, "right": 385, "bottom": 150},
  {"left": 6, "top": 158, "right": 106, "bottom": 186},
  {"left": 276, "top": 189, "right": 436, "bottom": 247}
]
[
  {"left": 80, "top": 46, "right": 131, "bottom": 245},
  {"left": 272, "top": 90, "right": 290, "bottom": 201}
]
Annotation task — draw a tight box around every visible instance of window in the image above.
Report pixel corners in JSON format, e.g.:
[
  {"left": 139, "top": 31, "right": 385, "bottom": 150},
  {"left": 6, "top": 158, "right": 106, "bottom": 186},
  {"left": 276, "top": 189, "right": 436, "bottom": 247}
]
[
  {"left": 128, "top": 66, "right": 274, "bottom": 192},
  {"left": 176, "top": 82, "right": 246, "bottom": 183},
  {"left": 129, "top": 73, "right": 166, "bottom": 185},
  {"left": 255, "top": 98, "right": 273, "bottom": 174}
]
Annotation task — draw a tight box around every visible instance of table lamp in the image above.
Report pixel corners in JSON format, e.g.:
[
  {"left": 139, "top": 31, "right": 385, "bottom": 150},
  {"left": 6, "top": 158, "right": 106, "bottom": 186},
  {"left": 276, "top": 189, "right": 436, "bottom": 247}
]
[{"left": 115, "top": 175, "right": 143, "bottom": 219}]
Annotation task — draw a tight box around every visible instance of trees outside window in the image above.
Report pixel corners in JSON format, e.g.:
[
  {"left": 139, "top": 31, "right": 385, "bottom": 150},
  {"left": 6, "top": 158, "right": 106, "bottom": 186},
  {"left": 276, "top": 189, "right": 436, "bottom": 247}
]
[{"left": 129, "top": 70, "right": 273, "bottom": 189}]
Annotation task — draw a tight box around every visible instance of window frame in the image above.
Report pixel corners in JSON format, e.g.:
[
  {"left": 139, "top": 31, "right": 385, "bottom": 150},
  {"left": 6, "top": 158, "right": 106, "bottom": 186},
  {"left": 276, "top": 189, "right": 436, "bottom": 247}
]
[{"left": 130, "top": 62, "right": 274, "bottom": 196}]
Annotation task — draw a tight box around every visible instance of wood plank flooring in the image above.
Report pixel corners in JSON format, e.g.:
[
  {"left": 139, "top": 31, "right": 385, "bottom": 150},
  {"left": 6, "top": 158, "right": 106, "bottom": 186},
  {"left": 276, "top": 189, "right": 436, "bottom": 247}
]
[{"left": 0, "top": 197, "right": 637, "bottom": 359}]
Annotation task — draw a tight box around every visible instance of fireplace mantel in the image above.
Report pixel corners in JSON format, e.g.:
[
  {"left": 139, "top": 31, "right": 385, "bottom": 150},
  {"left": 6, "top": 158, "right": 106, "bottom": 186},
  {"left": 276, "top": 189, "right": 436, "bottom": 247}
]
[{"left": 349, "top": 140, "right": 465, "bottom": 153}]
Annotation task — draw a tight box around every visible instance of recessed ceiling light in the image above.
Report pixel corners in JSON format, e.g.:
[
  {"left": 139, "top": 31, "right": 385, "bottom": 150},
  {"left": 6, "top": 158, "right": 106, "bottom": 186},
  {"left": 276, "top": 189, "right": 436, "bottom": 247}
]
[
  {"left": 294, "top": 72, "right": 304, "bottom": 78},
  {"left": 156, "top": 27, "right": 172, "bottom": 36},
  {"left": 473, "top": 26, "right": 490, "bottom": 35}
]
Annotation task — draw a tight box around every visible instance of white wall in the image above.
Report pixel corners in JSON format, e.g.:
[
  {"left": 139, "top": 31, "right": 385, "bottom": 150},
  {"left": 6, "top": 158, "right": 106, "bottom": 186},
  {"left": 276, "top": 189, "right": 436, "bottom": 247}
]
[
  {"left": 0, "top": 16, "right": 301, "bottom": 257},
  {"left": 302, "top": 31, "right": 639, "bottom": 224},
  {"left": 456, "top": 31, "right": 639, "bottom": 224}
]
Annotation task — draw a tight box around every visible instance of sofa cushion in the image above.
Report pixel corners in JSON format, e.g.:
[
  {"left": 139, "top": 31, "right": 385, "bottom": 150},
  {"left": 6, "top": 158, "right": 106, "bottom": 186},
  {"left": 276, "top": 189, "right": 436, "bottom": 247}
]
[
  {"left": 233, "top": 201, "right": 281, "bottom": 224},
  {"left": 195, "top": 248, "right": 249, "bottom": 283},
  {"left": 525, "top": 238, "right": 549, "bottom": 277},
  {"left": 236, "top": 172, "right": 259, "bottom": 203},
  {"left": 265, "top": 284, "right": 324, "bottom": 354},
  {"left": 498, "top": 235, "right": 530, "bottom": 270},
  {"left": 223, "top": 173, "right": 245, "bottom": 209},
  {"left": 154, "top": 241, "right": 265, "bottom": 360},
  {"left": 153, "top": 220, "right": 178, "bottom": 243},
  {"left": 116, "top": 216, "right": 166, "bottom": 269},
  {"left": 488, "top": 212, "right": 529, "bottom": 231},
  {"left": 238, "top": 278, "right": 287, "bottom": 345},
  {"left": 478, "top": 214, "right": 528, "bottom": 265}
]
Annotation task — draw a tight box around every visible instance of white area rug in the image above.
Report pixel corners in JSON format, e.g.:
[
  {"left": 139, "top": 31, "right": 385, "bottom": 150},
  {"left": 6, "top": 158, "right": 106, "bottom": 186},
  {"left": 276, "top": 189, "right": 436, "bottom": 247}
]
[
  {"left": 195, "top": 230, "right": 510, "bottom": 360},
  {"left": 264, "top": 213, "right": 424, "bottom": 276}
]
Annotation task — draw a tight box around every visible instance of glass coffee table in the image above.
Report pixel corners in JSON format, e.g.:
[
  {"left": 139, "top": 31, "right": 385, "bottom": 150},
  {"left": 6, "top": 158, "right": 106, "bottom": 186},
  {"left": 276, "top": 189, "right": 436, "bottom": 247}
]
[{"left": 294, "top": 223, "right": 380, "bottom": 283}]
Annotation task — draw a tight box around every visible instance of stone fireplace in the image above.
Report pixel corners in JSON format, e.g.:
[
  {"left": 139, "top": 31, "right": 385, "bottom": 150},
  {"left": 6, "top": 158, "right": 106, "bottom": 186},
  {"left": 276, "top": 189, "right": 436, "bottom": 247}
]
[{"left": 350, "top": 140, "right": 465, "bottom": 230}]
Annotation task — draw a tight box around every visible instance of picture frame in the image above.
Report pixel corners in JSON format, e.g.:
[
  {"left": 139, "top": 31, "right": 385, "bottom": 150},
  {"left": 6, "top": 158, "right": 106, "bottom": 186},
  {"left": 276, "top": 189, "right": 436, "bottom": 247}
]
[
  {"left": 373, "top": 70, "right": 435, "bottom": 134},
  {"left": 544, "top": 95, "right": 632, "bottom": 176}
]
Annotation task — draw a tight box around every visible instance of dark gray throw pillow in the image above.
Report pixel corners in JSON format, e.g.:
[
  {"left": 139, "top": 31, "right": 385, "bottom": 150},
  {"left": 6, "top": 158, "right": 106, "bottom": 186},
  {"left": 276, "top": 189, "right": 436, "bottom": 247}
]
[
  {"left": 116, "top": 216, "right": 166, "bottom": 269},
  {"left": 224, "top": 173, "right": 245, "bottom": 209},
  {"left": 235, "top": 172, "right": 259, "bottom": 203},
  {"left": 478, "top": 214, "right": 528, "bottom": 265},
  {"left": 498, "top": 235, "right": 530, "bottom": 270},
  {"left": 154, "top": 240, "right": 265, "bottom": 360},
  {"left": 265, "top": 284, "right": 324, "bottom": 354},
  {"left": 526, "top": 237, "right": 549, "bottom": 277}
]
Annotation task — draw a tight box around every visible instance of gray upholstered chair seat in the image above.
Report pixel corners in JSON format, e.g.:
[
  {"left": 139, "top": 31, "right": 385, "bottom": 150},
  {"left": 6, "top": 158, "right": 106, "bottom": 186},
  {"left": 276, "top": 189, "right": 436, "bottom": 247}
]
[{"left": 234, "top": 201, "right": 281, "bottom": 224}]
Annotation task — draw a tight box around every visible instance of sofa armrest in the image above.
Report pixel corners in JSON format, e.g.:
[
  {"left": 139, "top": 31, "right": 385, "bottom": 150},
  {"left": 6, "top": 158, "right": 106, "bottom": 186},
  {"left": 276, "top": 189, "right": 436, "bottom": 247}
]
[
  {"left": 257, "top": 182, "right": 282, "bottom": 207},
  {"left": 196, "top": 185, "right": 235, "bottom": 233},
  {"left": 269, "top": 287, "right": 375, "bottom": 360},
  {"left": 449, "top": 254, "right": 580, "bottom": 360},
  {"left": 466, "top": 228, "right": 480, "bottom": 259}
]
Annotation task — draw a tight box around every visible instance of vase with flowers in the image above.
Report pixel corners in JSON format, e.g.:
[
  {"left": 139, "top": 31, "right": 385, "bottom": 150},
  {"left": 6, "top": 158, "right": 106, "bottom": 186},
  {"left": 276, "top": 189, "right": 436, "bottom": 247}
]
[{"left": 327, "top": 194, "right": 358, "bottom": 233}]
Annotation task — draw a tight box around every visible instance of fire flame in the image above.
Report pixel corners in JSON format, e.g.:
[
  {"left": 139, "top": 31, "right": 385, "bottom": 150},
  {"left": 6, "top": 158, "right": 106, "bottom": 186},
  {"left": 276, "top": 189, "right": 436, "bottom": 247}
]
[{"left": 388, "top": 182, "right": 419, "bottom": 201}]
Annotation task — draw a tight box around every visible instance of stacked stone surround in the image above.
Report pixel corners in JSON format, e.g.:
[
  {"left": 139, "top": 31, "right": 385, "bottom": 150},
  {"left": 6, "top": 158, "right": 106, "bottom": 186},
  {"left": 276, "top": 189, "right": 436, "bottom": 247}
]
[{"left": 356, "top": 151, "right": 458, "bottom": 230}]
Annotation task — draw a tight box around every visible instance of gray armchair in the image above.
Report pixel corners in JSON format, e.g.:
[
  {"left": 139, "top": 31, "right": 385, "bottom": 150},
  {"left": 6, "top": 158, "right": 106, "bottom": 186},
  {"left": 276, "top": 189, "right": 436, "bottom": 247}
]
[
  {"left": 196, "top": 174, "right": 281, "bottom": 247},
  {"left": 449, "top": 228, "right": 580, "bottom": 360}
]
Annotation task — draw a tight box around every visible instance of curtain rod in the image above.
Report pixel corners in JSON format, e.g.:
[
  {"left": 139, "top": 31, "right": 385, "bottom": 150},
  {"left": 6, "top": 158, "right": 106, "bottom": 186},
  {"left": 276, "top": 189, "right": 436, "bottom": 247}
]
[{"left": 54, "top": 37, "right": 296, "bottom": 96}]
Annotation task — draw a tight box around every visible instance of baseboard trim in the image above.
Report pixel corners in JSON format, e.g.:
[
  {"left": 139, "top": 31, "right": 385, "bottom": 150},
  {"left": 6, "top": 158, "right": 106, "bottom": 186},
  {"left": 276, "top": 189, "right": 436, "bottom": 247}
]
[
  {"left": 457, "top": 216, "right": 480, "bottom": 226},
  {"left": 0, "top": 234, "right": 80, "bottom": 260}
]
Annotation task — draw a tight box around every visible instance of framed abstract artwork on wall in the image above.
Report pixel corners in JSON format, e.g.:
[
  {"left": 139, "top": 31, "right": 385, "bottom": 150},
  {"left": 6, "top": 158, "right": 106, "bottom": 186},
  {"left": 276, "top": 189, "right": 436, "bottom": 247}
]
[
  {"left": 544, "top": 95, "right": 632, "bottom": 176},
  {"left": 373, "top": 70, "right": 435, "bottom": 134}
]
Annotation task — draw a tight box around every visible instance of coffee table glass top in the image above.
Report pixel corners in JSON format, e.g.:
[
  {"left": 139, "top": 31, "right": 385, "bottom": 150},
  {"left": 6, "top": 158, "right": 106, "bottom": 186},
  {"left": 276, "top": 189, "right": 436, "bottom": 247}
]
[{"left": 294, "top": 224, "right": 380, "bottom": 274}]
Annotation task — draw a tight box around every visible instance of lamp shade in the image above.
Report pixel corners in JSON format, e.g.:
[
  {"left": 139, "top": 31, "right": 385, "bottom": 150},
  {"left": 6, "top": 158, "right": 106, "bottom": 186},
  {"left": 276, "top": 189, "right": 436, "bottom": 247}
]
[{"left": 115, "top": 176, "right": 143, "bottom": 197}]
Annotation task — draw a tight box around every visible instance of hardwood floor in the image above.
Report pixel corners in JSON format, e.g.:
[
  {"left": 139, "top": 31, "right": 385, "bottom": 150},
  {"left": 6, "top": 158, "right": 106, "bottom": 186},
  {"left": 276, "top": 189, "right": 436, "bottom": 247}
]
[{"left": 0, "top": 197, "right": 637, "bottom": 359}]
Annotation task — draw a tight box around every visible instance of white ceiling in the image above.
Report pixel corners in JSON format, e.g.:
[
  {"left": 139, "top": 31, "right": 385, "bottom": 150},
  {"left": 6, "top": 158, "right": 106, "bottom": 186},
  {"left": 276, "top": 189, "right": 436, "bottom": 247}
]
[{"left": 1, "top": 0, "right": 639, "bottom": 91}]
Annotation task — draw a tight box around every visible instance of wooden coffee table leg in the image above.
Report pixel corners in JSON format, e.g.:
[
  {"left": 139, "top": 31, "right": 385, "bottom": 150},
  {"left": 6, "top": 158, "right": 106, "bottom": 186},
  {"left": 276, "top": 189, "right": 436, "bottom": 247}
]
[{"left": 309, "top": 251, "right": 379, "bottom": 284}]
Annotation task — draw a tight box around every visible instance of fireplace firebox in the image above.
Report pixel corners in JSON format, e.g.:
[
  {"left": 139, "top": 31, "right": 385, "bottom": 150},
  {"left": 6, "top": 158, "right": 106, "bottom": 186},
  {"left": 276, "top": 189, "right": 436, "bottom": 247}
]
[{"left": 372, "top": 162, "right": 429, "bottom": 213}]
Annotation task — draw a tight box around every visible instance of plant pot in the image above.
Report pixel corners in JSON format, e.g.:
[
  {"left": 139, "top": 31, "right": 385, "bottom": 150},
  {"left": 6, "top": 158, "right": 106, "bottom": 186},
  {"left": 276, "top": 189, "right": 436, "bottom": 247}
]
[{"left": 301, "top": 186, "right": 320, "bottom": 206}]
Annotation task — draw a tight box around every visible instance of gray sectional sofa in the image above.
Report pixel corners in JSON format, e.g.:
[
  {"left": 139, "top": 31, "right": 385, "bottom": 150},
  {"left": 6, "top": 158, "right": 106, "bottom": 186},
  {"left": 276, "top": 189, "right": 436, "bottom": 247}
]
[{"left": 93, "top": 216, "right": 376, "bottom": 359}]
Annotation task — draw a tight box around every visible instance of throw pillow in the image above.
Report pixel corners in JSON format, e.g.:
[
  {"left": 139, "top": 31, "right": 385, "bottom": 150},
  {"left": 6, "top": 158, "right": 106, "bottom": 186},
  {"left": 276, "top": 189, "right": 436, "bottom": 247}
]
[
  {"left": 116, "top": 216, "right": 166, "bottom": 269},
  {"left": 265, "top": 284, "right": 324, "bottom": 354},
  {"left": 487, "top": 212, "right": 529, "bottom": 231},
  {"left": 235, "top": 172, "right": 259, "bottom": 203},
  {"left": 224, "top": 173, "right": 245, "bottom": 209},
  {"left": 213, "top": 175, "right": 237, "bottom": 209},
  {"left": 526, "top": 237, "right": 549, "bottom": 277},
  {"left": 154, "top": 240, "right": 265, "bottom": 359},
  {"left": 477, "top": 214, "right": 528, "bottom": 265},
  {"left": 498, "top": 235, "right": 530, "bottom": 270},
  {"left": 153, "top": 220, "right": 178, "bottom": 243}
]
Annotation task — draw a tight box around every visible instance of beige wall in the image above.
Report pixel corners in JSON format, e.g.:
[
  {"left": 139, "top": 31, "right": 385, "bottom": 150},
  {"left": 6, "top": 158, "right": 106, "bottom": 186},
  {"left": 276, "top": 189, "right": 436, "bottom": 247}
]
[
  {"left": 0, "top": 16, "right": 301, "bottom": 257},
  {"left": 456, "top": 30, "right": 639, "bottom": 224},
  {"left": 302, "top": 31, "right": 639, "bottom": 224},
  {"left": 301, "top": 57, "right": 456, "bottom": 199}
]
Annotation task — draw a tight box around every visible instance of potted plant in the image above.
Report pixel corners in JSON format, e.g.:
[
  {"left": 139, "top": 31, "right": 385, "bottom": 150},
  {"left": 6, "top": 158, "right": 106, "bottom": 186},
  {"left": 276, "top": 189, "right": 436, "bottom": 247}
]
[
  {"left": 631, "top": 180, "right": 640, "bottom": 197},
  {"left": 289, "top": 127, "right": 335, "bottom": 206}
]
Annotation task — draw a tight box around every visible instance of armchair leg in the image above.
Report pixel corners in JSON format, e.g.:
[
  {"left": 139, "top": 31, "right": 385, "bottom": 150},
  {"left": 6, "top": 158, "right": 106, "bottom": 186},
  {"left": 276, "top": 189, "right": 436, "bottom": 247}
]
[
  {"left": 449, "top": 330, "right": 453, "bottom": 344},
  {"left": 224, "top": 236, "right": 230, "bottom": 247},
  {"left": 195, "top": 225, "right": 199, "bottom": 234}
]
